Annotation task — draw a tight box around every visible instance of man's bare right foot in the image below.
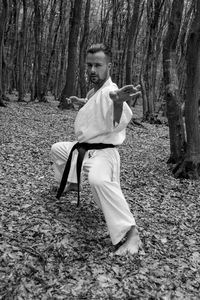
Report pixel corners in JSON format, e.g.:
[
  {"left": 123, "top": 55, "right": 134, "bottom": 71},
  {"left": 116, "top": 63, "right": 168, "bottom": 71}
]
[{"left": 115, "top": 226, "right": 141, "bottom": 255}]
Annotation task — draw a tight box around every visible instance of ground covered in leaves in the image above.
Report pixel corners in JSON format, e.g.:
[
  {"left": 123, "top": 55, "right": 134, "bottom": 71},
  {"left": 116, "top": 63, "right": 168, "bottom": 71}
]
[{"left": 0, "top": 99, "right": 200, "bottom": 300}]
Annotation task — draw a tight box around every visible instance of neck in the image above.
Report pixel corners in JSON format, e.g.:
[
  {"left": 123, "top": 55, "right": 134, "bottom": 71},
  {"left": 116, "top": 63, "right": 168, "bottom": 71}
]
[{"left": 93, "top": 77, "right": 109, "bottom": 92}]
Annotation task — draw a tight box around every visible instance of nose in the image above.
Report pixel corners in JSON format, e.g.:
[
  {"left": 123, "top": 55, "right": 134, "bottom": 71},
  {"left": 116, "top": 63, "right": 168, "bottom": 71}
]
[{"left": 91, "top": 65, "right": 96, "bottom": 74}]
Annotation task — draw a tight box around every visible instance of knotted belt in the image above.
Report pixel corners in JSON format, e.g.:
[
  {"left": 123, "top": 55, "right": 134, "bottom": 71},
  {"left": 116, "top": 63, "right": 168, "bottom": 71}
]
[{"left": 56, "top": 142, "right": 116, "bottom": 206}]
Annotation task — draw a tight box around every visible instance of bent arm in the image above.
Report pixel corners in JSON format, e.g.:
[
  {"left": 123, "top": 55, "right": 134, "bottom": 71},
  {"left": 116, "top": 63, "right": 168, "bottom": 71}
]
[
  {"left": 109, "top": 84, "right": 141, "bottom": 125},
  {"left": 109, "top": 91, "right": 123, "bottom": 125}
]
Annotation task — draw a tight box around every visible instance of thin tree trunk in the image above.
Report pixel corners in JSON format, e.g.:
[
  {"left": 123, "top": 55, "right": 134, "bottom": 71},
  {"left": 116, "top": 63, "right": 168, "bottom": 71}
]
[
  {"left": 125, "top": 0, "right": 141, "bottom": 85},
  {"left": 31, "top": 0, "right": 42, "bottom": 101},
  {"left": 142, "top": 0, "right": 166, "bottom": 121},
  {"left": 163, "top": 0, "right": 186, "bottom": 165},
  {"left": 42, "top": 0, "right": 63, "bottom": 100},
  {"left": 100, "top": 1, "right": 112, "bottom": 43},
  {"left": 0, "top": 0, "right": 9, "bottom": 107},
  {"left": 79, "top": 0, "right": 91, "bottom": 98},
  {"left": 59, "top": 0, "right": 83, "bottom": 108},
  {"left": 175, "top": 0, "right": 200, "bottom": 179},
  {"left": 18, "top": 0, "right": 27, "bottom": 102},
  {"left": 7, "top": 0, "right": 19, "bottom": 93},
  {"left": 55, "top": 24, "right": 68, "bottom": 99}
]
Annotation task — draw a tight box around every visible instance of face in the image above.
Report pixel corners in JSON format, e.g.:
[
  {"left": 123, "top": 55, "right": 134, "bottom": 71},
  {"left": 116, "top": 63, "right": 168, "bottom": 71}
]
[{"left": 86, "top": 51, "right": 111, "bottom": 87}]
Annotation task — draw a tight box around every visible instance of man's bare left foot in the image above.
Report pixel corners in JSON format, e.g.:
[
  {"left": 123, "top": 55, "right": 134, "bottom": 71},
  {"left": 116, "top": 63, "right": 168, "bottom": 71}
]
[{"left": 115, "top": 226, "right": 141, "bottom": 255}]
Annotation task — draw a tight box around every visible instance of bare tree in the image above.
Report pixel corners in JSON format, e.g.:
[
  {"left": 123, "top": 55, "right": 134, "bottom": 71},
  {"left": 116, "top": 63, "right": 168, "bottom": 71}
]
[
  {"left": 79, "top": 0, "right": 91, "bottom": 98},
  {"left": 6, "top": 0, "right": 20, "bottom": 93},
  {"left": 125, "top": 0, "right": 141, "bottom": 85},
  {"left": 0, "top": 0, "right": 9, "bottom": 107},
  {"left": 141, "top": 0, "right": 167, "bottom": 121},
  {"left": 41, "top": 0, "right": 63, "bottom": 100},
  {"left": 18, "top": 0, "right": 27, "bottom": 102},
  {"left": 163, "top": 0, "right": 186, "bottom": 168},
  {"left": 31, "top": 0, "right": 42, "bottom": 101},
  {"left": 175, "top": 0, "right": 200, "bottom": 179},
  {"left": 59, "top": 0, "right": 84, "bottom": 108}
]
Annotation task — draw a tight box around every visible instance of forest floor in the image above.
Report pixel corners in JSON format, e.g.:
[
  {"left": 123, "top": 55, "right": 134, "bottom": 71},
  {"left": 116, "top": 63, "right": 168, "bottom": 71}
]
[{"left": 0, "top": 97, "right": 200, "bottom": 300}]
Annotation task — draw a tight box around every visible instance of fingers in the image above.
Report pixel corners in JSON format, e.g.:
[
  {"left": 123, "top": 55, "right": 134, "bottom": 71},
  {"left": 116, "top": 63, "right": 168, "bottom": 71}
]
[
  {"left": 67, "top": 96, "right": 80, "bottom": 105},
  {"left": 123, "top": 84, "right": 141, "bottom": 97},
  {"left": 130, "top": 91, "right": 141, "bottom": 97},
  {"left": 120, "top": 84, "right": 141, "bottom": 95},
  {"left": 69, "top": 96, "right": 79, "bottom": 101},
  {"left": 120, "top": 85, "right": 135, "bottom": 93},
  {"left": 135, "top": 84, "right": 141, "bottom": 91}
]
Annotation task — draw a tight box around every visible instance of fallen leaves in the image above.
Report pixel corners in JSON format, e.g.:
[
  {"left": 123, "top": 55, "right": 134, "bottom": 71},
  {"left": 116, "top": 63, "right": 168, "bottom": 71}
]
[{"left": 0, "top": 100, "right": 200, "bottom": 299}]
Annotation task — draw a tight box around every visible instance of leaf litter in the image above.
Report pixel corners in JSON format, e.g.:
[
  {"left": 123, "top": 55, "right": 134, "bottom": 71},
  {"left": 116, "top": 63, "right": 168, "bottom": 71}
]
[{"left": 0, "top": 99, "right": 200, "bottom": 300}]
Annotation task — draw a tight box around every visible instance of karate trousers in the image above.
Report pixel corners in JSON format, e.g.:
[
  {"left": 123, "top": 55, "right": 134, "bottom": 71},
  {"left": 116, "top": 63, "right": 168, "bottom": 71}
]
[{"left": 50, "top": 141, "right": 136, "bottom": 245}]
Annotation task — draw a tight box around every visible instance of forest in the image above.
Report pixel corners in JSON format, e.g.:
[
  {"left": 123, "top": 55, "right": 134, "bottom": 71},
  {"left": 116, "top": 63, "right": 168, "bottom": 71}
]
[
  {"left": 0, "top": 0, "right": 200, "bottom": 299},
  {"left": 1, "top": 0, "right": 200, "bottom": 177}
]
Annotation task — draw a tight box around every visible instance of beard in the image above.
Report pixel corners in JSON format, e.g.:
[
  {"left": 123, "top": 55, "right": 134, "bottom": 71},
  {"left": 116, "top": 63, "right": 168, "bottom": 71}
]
[
  {"left": 89, "top": 75, "right": 100, "bottom": 84},
  {"left": 89, "top": 72, "right": 109, "bottom": 86}
]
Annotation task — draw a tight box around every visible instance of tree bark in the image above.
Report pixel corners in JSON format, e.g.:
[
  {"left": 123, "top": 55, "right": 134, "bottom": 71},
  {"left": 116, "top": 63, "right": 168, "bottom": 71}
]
[
  {"left": 31, "top": 0, "right": 43, "bottom": 101},
  {"left": 59, "top": 0, "right": 83, "bottom": 108},
  {"left": 0, "top": 0, "right": 9, "bottom": 107},
  {"left": 7, "top": 0, "right": 19, "bottom": 93},
  {"left": 175, "top": 0, "right": 200, "bottom": 179},
  {"left": 142, "top": 0, "right": 166, "bottom": 121},
  {"left": 42, "top": 0, "right": 62, "bottom": 100},
  {"left": 18, "top": 0, "right": 27, "bottom": 102},
  {"left": 125, "top": 0, "right": 141, "bottom": 85},
  {"left": 79, "top": 0, "right": 91, "bottom": 98},
  {"left": 163, "top": 0, "right": 186, "bottom": 165}
]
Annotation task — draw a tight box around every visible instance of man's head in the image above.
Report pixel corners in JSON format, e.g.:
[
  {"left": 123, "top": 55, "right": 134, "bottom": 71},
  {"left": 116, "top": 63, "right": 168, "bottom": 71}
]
[{"left": 86, "top": 43, "right": 112, "bottom": 88}]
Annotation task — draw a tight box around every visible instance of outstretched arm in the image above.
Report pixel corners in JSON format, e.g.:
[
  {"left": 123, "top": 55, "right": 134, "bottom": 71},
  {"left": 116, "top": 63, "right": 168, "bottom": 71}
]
[{"left": 109, "top": 84, "right": 141, "bottom": 125}]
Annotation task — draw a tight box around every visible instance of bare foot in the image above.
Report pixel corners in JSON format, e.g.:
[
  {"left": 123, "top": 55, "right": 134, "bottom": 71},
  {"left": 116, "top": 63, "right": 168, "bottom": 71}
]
[{"left": 115, "top": 226, "right": 141, "bottom": 255}]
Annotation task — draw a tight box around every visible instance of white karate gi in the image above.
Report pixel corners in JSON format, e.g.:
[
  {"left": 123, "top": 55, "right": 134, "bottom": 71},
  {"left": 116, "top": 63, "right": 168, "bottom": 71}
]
[{"left": 50, "top": 78, "right": 136, "bottom": 245}]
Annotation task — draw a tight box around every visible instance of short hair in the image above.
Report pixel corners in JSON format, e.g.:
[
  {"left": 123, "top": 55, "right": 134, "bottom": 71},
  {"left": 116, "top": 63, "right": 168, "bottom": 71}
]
[{"left": 86, "top": 43, "right": 112, "bottom": 62}]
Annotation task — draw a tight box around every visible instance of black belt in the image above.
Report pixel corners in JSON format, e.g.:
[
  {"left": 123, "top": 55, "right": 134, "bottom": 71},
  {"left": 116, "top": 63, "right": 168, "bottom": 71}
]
[{"left": 56, "top": 142, "right": 116, "bottom": 206}]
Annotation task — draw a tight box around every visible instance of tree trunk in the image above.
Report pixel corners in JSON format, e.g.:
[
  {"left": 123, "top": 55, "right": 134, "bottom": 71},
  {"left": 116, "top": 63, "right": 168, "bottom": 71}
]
[
  {"left": 100, "top": 1, "right": 112, "bottom": 43},
  {"left": 42, "top": 0, "right": 62, "bottom": 100},
  {"left": 7, "top": 0, "right": 19, "bottom": 93},
  {"left": 175, "top": 0, "right": 200, "bottom": 179},
  {"left": 142, "top": 0, "right": 166, "bottom": 122},
  {"left": 31, "top": 0, "right": 43, "bottom": 101},
  {"left": 18, "top": 0, "right": 27, "bottom": 102},
  {"left": 163, "top": 0, "right": 186, "bottom": 165},
  {"left": 0, "top": 0, "right": 9, "bottom": 107},
  {"left": 55, "top": 28, "right": 68, "bottom": 99},
  {"left": 79, "top": 0, "right": 91, "bottom": 98},
  {"left": 125, "top": 0, "right": 141, "bottom": 85},
  {"left": 59, "top": 0, "right": 83, "bottom": 108}
]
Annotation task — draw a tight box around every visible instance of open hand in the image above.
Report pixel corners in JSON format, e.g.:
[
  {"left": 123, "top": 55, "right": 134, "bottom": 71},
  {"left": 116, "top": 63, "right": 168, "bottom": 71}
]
[
  {"left": 110, "top": 84, "right": 141, "bottom": 103},
  {"left": 69, "top": 96, "right": 82, "bottom": 105}
]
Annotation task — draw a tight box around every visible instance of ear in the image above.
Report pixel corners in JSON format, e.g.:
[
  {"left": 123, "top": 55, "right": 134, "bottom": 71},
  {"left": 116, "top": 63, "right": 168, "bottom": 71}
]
[{"left": 108, "top": 62, "right": 112, "bottom": 70}]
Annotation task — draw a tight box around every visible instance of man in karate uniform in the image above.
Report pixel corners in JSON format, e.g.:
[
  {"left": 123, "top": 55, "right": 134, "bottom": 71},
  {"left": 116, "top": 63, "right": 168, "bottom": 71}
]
[{"left": 51, "top": 43, "right": 141, "bottom": 255}]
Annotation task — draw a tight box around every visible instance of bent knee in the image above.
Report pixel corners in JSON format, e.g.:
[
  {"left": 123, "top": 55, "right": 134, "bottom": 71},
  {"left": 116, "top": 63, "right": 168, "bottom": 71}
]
[
  {"left": 50, "top": 142, "right": 59, "bottom": 155},
  {"left": 50, "top": 142, "right": 63, "bottom": 162},
  {"left": 50, "top": 144, "right": 58, "bottom": 160}
]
